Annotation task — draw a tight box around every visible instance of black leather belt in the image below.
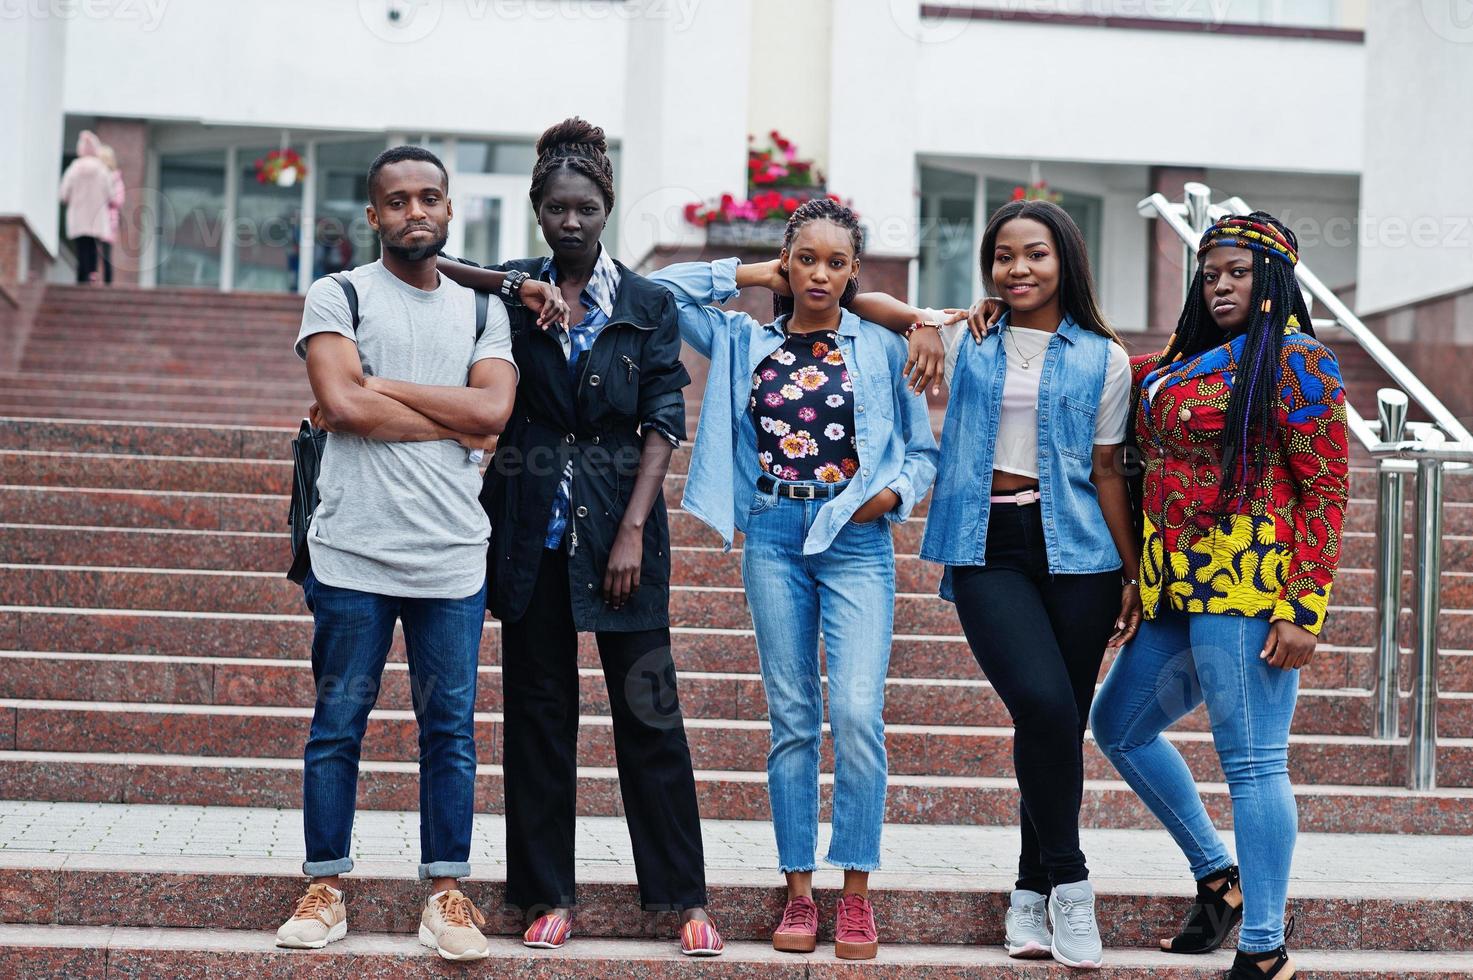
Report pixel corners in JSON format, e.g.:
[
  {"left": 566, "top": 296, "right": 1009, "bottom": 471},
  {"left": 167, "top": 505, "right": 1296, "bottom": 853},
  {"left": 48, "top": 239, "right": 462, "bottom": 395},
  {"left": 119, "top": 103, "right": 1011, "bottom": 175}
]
[{"left": 756, "top": 474, "right": 845, "bottom": 500}]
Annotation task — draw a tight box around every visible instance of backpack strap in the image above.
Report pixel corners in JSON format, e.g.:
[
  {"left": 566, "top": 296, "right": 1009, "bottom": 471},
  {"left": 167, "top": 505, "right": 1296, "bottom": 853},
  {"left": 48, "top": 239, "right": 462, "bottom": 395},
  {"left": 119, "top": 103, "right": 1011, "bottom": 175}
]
[
  {"left": 474, "top": 289, "right": 488, "bottom": 342},
  {"left": 330, "top": 273, "right": 360, "bottom": 333}
]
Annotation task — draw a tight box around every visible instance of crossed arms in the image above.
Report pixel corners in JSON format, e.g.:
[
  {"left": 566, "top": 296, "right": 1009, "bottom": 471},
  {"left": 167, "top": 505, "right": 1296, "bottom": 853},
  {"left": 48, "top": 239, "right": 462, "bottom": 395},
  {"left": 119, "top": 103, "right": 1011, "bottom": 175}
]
[{"left": 304, "top": 333, "right": 516, "bottom": 448}]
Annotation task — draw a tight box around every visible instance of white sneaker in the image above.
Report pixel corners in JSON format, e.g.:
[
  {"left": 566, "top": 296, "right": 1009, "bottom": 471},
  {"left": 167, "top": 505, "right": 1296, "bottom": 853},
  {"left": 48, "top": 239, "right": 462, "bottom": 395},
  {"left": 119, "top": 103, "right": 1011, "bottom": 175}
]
[
  {"left": 1049, "top": 881, "right": 1104, "bottom": 969},
  {"left": 1004, "top": 888, "right": 1052, "bottom": 958},
  {"left": 275, "top": 882, "right": 347, "bottom": 949},
  {"left": 419, "top": 889, "right": 490, "bottom": 961}
]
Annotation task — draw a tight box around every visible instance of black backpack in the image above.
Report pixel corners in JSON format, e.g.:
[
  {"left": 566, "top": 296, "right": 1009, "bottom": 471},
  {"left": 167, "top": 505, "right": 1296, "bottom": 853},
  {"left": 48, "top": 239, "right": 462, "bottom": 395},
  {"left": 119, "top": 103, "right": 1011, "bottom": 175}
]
[{"left": 286, "top": 274, "right": 490, "bottom": 584}]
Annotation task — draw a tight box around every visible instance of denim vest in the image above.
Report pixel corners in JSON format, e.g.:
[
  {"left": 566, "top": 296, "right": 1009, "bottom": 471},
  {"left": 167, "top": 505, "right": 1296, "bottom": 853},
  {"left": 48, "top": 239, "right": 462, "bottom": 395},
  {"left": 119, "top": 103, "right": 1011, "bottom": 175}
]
[{"left": 921, "top": 313, "right": 1122, "bottom": 597}]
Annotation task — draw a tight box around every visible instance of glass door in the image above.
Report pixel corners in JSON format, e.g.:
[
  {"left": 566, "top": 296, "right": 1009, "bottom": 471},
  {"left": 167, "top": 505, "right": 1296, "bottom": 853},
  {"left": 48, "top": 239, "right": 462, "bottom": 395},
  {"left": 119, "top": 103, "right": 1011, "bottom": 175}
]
[{"left": 445, "top": 174, "right": 531, "bottom": 266}]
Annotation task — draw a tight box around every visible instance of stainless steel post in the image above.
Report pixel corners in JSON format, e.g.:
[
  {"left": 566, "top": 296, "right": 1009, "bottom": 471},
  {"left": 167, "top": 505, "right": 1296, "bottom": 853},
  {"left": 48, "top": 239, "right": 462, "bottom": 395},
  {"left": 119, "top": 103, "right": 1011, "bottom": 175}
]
[
  {"left": 1372, "top": 389, "right": 1409, "bottom": 740},
  {"left": 1183, "top": 182, "right": 1212, "bottom": 301},
  {"left": 1407, "top": 458, "right": 1444, "bottom": 790}
]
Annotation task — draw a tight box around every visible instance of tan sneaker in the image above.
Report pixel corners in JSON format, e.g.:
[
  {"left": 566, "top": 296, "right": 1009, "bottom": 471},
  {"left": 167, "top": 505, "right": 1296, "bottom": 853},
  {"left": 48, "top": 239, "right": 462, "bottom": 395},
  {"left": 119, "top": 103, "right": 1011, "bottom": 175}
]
[
  {"left": 275, "top": 882, "right": 347, "bottom": 949},
  {"left": 419, "top": 889, "right": 490, "bottom": 961}
]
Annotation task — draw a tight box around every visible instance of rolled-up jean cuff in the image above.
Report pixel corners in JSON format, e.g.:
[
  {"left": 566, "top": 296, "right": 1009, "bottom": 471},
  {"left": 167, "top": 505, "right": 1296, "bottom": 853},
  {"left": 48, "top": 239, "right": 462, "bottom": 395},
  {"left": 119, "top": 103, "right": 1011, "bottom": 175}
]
[
  {"left": 777, "top": 863, "right": 817, "bottom": 875},
  {"left": 419, "top": 861, "right": 471, "bottom": 880},
  {"left": 303, "top": 857, "right": 353, "bottom": 877},
  {"left": 825, "top": 858, "right": 880, "bottom": 873}
]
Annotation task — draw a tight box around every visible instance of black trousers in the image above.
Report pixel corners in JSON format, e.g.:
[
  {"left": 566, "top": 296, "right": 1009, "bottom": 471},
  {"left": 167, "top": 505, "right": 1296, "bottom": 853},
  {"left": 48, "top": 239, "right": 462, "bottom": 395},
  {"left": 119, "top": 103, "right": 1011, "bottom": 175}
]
[
  {"left": 72, "top": 236, "right": 98, "bottom": 283},
  {"left": 951, "top": 503, "right": 1119, "bottom": 893},
  {"left": 100, "top": 240, "right": 113, "bottom": 284},
  {"left": 501, "top": 547, "right": 707, "bottom": 912}
]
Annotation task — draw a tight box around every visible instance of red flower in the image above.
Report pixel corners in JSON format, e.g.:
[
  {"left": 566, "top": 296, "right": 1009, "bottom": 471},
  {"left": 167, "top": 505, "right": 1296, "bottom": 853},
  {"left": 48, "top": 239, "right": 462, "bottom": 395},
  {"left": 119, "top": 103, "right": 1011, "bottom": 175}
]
[{"left": 782, "top": 196, "right": 799, "bottom": 211}]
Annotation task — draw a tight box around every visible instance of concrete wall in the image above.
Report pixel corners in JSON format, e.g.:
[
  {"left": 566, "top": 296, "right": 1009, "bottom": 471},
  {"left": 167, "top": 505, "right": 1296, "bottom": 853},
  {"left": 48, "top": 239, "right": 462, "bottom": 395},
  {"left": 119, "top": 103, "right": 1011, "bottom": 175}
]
[
  {"left": 1356, "top": 1, "right": 1473, "bottom": 313},
  {"left": 747, "top": 0, "right": 832, "bottom": 173},
  {"left": 0, "top": 12, "right": 67, "bottom": 254},
  {"left": 63, "top": 0, "right": 633, "bottom": 138}
]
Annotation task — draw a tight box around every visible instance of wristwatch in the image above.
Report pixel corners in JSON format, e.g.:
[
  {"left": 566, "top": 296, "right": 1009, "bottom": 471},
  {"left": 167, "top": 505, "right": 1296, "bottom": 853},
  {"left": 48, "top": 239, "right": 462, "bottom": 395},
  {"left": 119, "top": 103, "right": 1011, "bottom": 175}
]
[{"left": 500, "top": 268, "right": 529, "bottom": 306}]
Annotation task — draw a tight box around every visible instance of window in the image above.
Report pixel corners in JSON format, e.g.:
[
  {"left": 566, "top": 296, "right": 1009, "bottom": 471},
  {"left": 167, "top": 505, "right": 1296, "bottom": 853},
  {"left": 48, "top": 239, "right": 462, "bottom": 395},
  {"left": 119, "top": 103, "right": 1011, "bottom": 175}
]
[
  {"left": 313, "top": 140, "right": 383, "bottom": 280},
  {"left": 917, "top": 166, "right": 978, "bottom": 310},
  {"left": 156, "top": 150, "right": 227, "bottom": 288},
  {"left": 983, "top": 180, "right": 1103, "bottom": 280}
]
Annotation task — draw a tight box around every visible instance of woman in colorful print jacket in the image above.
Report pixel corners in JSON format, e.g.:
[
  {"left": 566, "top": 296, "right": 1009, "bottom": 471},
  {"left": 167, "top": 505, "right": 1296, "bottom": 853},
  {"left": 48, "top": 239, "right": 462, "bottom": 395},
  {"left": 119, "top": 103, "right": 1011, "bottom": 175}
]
[{"left": 1090, "top": 212, "right": 1349, "bottom": 980}]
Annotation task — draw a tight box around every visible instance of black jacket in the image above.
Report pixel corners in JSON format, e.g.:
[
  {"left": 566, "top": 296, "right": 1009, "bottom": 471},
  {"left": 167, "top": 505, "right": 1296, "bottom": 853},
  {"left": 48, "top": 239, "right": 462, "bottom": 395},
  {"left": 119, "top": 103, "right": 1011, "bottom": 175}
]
[{"left": 468, "top": 256, "right": 691, "bottom": 631}]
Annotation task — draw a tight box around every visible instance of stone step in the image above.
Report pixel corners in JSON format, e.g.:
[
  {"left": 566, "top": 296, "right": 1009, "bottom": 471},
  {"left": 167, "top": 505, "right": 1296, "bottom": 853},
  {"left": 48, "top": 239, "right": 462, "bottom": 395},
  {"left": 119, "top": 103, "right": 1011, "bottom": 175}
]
[
  {"left": 3, "top": 750, "right": 1465, "bottom": 833},
  {"left": 39, "top": 283, "right": 305, "bottom": 310},
  {"left": 0, "top": 371, "right": 309, "bottom": 397},
  {"left": 0, "top": 402, "right": 303, "bottom": 428},
  {"left": 0, "top": 697, "right": 1465, "bottom": 786},
  {"left": 3, "top": 524, "right": 1467, "bottom": 598},
  {"left": 0, "top": 486, "right": 286, "bottom": 533},
  {"left": 5, "top": 605, "right": 1469, "bottom": 691},
  {"left": 1, "top": 650, "right": 1467, "bottom": 738},
  {"left": 0, "top": 850, "right": 1468, "bottom": 951},
  {"left": 4, "top": 566, "right": 1469, "bottom": 648},
  {"left": 5, "top": 926, "right": 1472, "bottom": 977},
  {"left": 4, "top": 484, "right": 1470, "bottom": 553}
]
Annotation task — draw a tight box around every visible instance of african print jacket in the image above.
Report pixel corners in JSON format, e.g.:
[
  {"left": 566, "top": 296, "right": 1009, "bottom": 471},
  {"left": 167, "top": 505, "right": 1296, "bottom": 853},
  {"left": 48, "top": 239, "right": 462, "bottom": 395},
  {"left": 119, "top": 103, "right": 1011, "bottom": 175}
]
[{"left": 1132, "top": 327, "right": 1350, "bottom": 635}]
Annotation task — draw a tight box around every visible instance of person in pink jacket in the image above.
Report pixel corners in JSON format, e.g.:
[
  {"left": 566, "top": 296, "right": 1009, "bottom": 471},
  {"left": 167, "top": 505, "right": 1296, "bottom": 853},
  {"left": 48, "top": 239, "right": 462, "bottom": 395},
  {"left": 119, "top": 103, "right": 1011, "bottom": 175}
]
[
  {"left": 96, "top": 144, "right": 126, "bottom": 285},
  {"left": 58, "top": 131, "right": 115, "bottom": 285}
]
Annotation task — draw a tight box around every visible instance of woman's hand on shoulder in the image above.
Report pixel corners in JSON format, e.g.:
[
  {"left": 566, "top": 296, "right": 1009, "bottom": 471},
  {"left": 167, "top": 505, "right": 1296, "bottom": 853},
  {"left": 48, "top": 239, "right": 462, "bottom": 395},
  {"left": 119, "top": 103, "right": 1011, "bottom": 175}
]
[
  {"left": 903, "top": 309, "right": 966, "bottom": 395},
  {"left": 966, "top": 297, "right": 1008, "bottom": 343}
]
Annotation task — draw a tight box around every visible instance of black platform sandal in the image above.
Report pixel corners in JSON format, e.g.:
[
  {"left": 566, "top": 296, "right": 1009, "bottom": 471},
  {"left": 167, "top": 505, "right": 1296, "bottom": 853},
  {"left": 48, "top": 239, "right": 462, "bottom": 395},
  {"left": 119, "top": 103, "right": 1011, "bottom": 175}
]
[
  {"left": 1226, "top": 914, "right": 1297, "bottom": 980},
  {"left": 1162, "top": 865, "right": 1243, "bottom": 954}
]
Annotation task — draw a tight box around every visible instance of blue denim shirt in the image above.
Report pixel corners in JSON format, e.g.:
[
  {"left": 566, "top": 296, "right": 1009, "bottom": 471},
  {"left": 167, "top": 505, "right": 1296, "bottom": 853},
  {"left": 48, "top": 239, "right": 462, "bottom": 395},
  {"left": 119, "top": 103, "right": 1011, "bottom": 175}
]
[
  {"left": 922, "top": 312, "right": 1122, "bottom": 597},
  {"left": 650, "top": 258, "right": 938, "bottom": 555}
]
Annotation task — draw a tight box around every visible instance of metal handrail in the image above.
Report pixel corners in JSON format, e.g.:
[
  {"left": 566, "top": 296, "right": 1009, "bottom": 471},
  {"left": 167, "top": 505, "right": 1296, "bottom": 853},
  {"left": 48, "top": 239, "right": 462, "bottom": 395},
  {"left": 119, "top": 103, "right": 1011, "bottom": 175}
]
[{"left": 1138, "top": 183, "right": 1471, "bottom": 790}]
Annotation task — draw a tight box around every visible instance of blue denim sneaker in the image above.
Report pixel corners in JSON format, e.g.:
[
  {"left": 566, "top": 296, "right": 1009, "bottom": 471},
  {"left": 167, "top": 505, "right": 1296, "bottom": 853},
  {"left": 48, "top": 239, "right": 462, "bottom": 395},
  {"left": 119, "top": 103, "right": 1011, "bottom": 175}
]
[
  {"left": 1004, "top": 888, "right": 1052, "bottom": 958},
  {"left": 1049, "top": 880, "right": 1104, "bottom": 969}
]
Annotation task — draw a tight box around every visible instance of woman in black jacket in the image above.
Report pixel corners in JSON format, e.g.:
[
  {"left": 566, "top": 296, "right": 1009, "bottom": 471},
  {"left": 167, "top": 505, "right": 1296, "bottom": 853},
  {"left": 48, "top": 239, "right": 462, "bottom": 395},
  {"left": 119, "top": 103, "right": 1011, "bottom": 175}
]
[{"left": 438, "top": 118, "right": 721, "bottom": 957}]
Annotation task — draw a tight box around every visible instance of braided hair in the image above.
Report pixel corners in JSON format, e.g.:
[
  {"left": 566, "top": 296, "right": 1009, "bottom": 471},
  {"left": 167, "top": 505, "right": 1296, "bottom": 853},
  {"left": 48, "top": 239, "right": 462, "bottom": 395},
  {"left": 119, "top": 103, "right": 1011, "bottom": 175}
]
[
  {"left": 774, "top": 197, "right": 864, "bottom": 320},
  {"left": 1164, "top": 211, "right": 1314, "bottom": 509},
  {"left": 529, "top": 117, "right": 615, "bottom": 211}
]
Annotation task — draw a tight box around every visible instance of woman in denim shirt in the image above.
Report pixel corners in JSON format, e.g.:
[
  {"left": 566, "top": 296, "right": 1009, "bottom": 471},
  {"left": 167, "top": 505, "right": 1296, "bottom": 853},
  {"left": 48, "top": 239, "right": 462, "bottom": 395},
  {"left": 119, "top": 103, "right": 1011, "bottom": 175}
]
[
  {"left": 914, "top": 201, "right": 1142, "bottom": 969},
  {"left": 651, "top": 199, "right": 938, "bottom": 961}
]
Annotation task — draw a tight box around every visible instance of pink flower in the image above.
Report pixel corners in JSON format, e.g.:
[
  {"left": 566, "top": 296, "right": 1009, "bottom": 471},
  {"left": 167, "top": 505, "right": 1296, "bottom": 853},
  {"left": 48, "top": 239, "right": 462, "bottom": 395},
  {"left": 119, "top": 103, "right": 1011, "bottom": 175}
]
[
  {"left": 798, "top": 406, "right": 817, "bottom": 422},
  {"left": 764, "top": 392, "right": 785, "bottom": 408}
]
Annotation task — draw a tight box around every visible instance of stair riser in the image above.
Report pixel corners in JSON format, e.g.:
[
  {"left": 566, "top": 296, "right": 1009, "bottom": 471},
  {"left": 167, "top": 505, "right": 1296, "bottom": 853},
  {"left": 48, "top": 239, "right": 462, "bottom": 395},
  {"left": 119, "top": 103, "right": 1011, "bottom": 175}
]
[
  {"left": 2, "top": 758, "right": 1465, "bottom": 836},
  {"left": 6, "top": 568, "right": 1471, "bottom": 648},
  {"left": 2, "top": 704, "right": 1460, "bottom": 785},
  {"left": 1, "top": 655, "right": 1465, "bottom": 737},
  {"left": 5, "top": 608, "right": 1470, "bottom": 691},
  {"left": 0, "top": 865, "right": 1465, "bottom": 950},
  {"left": 3, "top": 527, "right": 1468, "bottom": 598}
]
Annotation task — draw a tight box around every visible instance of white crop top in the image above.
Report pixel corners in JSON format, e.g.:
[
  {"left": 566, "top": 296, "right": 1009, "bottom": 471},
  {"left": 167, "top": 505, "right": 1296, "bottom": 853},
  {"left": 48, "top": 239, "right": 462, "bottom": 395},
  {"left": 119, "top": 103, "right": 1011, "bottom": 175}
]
[{"left": 939, "top": 319, "right": 1131, "bottom": 480}]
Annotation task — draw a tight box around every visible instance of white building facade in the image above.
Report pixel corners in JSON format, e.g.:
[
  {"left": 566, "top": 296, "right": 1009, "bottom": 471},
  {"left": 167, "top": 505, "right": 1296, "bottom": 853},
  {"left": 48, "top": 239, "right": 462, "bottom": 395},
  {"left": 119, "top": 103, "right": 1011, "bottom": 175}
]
[{"left": 11, "top": 0, "right": 1462, "bottom": 338}]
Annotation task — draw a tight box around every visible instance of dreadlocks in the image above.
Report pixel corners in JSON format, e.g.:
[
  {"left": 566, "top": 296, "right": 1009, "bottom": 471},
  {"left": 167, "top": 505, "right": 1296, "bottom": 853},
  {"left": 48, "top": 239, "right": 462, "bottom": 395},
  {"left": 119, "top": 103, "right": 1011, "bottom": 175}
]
[
  {"left": 529, "top": 117, "right": 615, "bottom": 211},
  {"left": 774, "top": 198, "right": 864, "bottom": 320},
  {"left": 1164, "top": 211, "right": 1315, "bottom": 509}
]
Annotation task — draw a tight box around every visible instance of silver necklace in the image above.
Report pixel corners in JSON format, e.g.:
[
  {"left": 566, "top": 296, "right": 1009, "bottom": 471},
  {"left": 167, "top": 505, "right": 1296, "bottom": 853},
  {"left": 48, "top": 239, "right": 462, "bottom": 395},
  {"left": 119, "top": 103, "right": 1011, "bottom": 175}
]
[{"left": 1006, "top": 325, "right": 1043, "bottom": 370}]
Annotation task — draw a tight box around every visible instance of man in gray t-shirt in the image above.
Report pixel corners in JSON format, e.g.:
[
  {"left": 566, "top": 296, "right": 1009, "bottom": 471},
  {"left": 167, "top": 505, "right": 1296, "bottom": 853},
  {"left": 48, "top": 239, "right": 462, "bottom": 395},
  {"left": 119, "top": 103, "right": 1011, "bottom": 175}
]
[{"left": 276, "top": 146, "right": 520, "bottom": 960}]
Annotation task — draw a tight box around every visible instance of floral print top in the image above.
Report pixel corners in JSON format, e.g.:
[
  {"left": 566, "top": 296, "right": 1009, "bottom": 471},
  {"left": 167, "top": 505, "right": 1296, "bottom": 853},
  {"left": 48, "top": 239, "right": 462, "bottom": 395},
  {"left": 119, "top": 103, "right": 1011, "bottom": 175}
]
[{"left": 750, "top": 329, "right": 859, "bottom": 484}]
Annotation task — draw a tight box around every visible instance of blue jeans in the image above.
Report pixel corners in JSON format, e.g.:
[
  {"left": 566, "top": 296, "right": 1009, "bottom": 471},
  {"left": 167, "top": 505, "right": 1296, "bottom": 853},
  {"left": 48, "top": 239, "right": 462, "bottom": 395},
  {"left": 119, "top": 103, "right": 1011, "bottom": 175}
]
[
  {"left": 301, "top": 570, "right": 486, "bottom": 880},
  {"left": 741, "top": 488, "right": 895, "bottom": 873},
  {"left": 1090, "top": 609, "right": 1299, "bottom": 953}
]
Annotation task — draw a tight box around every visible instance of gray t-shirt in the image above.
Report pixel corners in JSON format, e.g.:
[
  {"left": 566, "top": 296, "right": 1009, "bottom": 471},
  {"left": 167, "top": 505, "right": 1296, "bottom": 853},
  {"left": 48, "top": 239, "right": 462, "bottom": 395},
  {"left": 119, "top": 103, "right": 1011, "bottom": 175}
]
[{"left": 294, "top": 260, "right": 515, "bottom": 598}]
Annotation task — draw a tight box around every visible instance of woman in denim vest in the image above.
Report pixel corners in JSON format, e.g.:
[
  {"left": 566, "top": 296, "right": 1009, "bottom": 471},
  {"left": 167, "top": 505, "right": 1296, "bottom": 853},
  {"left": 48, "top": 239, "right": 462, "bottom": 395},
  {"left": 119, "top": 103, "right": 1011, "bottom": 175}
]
[
  {"left": 651, "top": 199, "right": 938, "bottom": 961},
  {"left": 923, "top": 201, "right": 1142, "bottom": 969}
]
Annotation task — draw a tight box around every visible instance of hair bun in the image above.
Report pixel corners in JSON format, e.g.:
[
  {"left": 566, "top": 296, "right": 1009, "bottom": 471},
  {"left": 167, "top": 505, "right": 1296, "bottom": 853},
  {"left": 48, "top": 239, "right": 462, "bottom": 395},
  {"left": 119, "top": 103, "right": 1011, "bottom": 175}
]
[{"left": 536, "top": 117, "right": 608, "bottom": 159}]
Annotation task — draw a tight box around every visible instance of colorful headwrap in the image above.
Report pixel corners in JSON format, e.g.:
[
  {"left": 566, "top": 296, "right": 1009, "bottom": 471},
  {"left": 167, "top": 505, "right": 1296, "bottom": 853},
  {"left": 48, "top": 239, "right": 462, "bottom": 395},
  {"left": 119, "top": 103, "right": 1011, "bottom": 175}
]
[{"left": 1196, "top": 215, "right": 1298, "bottom": 267}]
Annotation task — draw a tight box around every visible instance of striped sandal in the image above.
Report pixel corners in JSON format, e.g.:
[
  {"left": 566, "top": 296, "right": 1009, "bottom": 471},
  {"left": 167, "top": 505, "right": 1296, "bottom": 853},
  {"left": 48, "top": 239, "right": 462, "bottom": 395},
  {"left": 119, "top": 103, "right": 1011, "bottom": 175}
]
[
  {"left": 680, "top": 917, "right": 725, "bottom": 957},
  {"left": 523, "top": 912, "right": 572, "bottom": 950}
]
